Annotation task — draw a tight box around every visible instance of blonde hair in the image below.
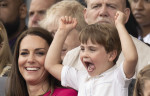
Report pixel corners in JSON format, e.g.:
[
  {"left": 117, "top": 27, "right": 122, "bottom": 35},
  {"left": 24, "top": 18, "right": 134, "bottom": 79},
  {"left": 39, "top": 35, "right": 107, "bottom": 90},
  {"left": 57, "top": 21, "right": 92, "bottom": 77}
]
[
  {"left": 40, "top": 0, "right": 87, "bottom": 32},
  {"left": 133, "top": 65, "right": 150, "bottom": 96},
  {"left": 0, "top": 21, "right": 13, "bottom": 75}
]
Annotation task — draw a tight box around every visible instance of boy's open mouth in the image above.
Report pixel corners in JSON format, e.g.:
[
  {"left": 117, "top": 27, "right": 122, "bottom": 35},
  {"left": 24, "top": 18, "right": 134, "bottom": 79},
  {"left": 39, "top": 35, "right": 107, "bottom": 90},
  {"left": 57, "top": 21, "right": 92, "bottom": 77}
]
[{"left": 84, "top": 61, "right": 95, "bottom": 72}]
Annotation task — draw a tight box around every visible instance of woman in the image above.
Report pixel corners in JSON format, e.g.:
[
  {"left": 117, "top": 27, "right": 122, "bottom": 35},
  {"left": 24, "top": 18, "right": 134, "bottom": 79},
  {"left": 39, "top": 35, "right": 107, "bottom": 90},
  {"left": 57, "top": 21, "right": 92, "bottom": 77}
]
[
  {"left": 0, "top": 21, "right": 12, "bottom": 77},
  {"left": 7, "top": 27, "right": 77, "bottom": 96},
  {"left": 130, "top": 0, "right": 150, "bottom": 45}
]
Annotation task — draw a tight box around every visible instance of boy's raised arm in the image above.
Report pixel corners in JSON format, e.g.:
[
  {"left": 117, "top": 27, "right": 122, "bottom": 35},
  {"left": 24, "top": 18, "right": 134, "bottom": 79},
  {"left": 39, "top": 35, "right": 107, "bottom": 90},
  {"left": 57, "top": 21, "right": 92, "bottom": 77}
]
[
  {"left": 115, "top": 11, "right": 138, "bottom": 78},
  {"left": 45, "top": 16, "right": 77, "bottom": 81}
]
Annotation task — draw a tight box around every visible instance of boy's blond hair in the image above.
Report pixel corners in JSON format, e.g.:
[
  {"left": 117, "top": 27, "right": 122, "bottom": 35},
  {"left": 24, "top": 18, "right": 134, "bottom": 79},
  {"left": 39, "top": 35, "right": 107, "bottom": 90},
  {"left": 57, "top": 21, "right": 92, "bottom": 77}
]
[
  {"left": 40, "top": 0, "right": 87, "bottom": 32},
  {"left": 79, "top": 24, "right": 121, "bottom": 63}
]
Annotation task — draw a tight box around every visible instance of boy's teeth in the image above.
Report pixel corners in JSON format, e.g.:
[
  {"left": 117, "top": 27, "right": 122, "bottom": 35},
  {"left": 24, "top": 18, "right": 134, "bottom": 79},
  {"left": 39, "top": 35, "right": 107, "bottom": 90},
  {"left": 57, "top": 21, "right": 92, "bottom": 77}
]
[
  {"left": 87, "top": 64, "right": 95, "bottom": 72},
  {"left": 26, "top": 68, "right": 39, "bottom": 71}
]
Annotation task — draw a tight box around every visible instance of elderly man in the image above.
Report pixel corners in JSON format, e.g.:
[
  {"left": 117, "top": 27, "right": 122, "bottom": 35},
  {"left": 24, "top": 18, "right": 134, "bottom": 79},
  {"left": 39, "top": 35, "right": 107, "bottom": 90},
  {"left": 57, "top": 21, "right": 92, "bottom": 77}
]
[
  {"left": 28, "top": 0, "right": 62, "bottom": 27},
  {"left": 84, "top": 0, "right": 130, "bottom": 24}
]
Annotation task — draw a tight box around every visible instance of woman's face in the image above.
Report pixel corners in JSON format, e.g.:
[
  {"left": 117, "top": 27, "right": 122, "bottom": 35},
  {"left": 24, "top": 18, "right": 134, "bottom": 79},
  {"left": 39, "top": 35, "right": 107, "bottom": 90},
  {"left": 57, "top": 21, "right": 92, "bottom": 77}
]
[
  {"left": 130, "top": 0, "right": 150, "bottom": 26},
  {"left": 18, "top": 35, "right": 49, "bottom": 84}
]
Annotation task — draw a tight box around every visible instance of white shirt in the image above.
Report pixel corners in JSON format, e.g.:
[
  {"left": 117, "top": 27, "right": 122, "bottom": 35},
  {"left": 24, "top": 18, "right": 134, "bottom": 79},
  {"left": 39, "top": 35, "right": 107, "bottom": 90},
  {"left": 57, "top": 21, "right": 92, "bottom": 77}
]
[
  {"left": 143, "top": 33, "right": 150, "bottom": 45},
  {"left": 61, "top": 63, "right": 132, "bottom": 96}
]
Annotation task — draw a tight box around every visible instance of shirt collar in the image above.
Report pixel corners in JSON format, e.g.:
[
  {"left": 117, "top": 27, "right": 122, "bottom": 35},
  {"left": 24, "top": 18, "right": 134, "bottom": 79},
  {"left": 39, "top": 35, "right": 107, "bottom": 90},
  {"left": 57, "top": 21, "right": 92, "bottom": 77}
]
[{"left": 86, "top": 64, "right": 117, "bottom": 80}]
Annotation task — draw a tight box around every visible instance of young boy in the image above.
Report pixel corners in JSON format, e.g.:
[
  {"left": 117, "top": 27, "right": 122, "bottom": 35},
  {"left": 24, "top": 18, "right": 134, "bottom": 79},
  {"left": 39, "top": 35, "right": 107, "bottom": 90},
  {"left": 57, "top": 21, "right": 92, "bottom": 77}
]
[{"left": 45, "top": 11, "right": 138, "bottom": 96}]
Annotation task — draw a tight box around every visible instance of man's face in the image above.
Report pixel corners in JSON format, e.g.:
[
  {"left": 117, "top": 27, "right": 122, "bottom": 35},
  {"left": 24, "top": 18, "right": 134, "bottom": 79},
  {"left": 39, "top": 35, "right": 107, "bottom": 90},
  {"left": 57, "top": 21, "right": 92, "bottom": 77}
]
[
  {"left": 0, "top": 0, "right": 20, "bottom": 37},
  {"left": 28, "top": 0, "right": 56, "bottom": 27},
  {"left": 84, "top": 0, "right": 128, "bottom": 25}
]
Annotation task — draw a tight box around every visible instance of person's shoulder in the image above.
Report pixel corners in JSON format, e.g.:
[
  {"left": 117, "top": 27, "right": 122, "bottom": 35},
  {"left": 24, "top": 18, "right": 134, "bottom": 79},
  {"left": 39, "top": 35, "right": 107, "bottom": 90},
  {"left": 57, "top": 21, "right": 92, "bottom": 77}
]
[
  {"left": 67, "top": 46, "right": 80, "bottom": 55},
  {"left": 55, "top": 87, "right": 78, "bottom": 96}
]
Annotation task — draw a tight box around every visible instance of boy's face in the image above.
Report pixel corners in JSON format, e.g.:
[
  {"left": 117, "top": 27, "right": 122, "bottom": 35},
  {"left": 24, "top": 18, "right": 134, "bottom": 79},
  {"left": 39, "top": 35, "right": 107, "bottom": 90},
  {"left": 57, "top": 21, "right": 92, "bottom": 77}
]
[{"left": 80, "top": 39, "right": 113, "bottom": 76}]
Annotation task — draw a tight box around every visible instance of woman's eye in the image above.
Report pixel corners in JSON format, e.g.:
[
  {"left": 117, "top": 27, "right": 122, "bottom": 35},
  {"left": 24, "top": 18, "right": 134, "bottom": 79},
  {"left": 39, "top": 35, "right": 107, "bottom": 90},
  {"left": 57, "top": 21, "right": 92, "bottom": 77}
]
[
  {"left": 36, "top": 52, "right": 45, "bottom": 56},
  {"left": 20, "top": 52, "right": 28, "bottom": 56}
]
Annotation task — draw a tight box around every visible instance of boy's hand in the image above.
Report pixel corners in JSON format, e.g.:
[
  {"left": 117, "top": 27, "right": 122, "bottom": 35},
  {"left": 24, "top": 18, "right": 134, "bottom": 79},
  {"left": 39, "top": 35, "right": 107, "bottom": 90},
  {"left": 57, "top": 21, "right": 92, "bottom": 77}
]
[
  {"left": 114, "top": 11, "right": 127, "bottom": 26},
  {"left": 58, "top": 16, "right": 77, "bottom": 33}
]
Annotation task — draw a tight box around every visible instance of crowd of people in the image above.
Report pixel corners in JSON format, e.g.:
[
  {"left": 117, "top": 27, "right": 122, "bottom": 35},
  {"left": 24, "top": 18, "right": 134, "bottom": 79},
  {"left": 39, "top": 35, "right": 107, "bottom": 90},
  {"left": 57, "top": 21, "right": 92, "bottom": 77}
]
[{"left": 0, "top": 0, "right": 150, "bottom": 96}]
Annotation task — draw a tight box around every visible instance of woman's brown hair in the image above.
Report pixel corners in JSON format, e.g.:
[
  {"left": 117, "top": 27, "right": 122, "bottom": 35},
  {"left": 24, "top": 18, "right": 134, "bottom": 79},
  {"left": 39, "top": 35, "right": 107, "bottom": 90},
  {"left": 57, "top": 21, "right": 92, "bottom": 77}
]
[{"left": 7, "top": 27, "right": 61, "bottom": 96}]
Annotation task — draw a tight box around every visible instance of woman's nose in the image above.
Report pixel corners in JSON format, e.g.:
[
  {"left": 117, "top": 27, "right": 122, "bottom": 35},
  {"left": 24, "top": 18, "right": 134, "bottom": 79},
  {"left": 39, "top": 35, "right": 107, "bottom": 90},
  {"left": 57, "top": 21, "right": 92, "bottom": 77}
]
[
  {"left": 27, "top": 54, "right": 35, "bottom": 64},
  {"left": 135, "top": 0, "right": 144, "bottom": 10}
]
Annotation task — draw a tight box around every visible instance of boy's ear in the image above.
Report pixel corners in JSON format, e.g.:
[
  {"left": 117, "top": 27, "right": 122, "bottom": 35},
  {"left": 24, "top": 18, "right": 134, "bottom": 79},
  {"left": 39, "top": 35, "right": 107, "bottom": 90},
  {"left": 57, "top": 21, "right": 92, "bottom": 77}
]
[
  {"left": 108, "top": 50, "right": 117, "bottom": 62},
  {"left": 19, "top": 3, "right": 27, "bottom": 19}
]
